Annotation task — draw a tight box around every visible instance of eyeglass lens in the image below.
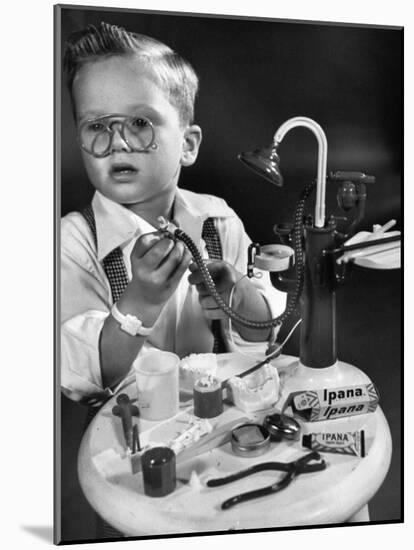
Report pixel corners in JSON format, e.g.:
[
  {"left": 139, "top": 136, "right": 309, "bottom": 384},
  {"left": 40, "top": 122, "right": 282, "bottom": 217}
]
[{"left": 80, "top": 116, "right": 155, "bottom": 157}]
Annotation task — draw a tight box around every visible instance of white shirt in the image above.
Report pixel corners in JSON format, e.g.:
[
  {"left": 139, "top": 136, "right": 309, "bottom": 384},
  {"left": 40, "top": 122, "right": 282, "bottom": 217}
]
[{"left": 61, "top": 188, "right": 286, "bottom": 403}]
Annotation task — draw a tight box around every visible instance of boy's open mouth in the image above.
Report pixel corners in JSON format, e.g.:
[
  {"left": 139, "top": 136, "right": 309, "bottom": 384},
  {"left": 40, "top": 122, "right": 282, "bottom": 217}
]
[{"left": 110, "top": 163, "right": 138, "bottom": 178}]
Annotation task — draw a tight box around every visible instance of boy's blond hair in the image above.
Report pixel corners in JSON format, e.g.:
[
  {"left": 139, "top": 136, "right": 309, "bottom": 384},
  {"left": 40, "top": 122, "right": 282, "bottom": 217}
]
[{"left": 63, "top": 21, "right": 199, "bottom": 126}]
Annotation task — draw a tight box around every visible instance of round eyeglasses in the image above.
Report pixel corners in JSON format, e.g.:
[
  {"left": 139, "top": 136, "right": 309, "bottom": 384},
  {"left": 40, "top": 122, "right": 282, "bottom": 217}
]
[{"left": 78, "top": 114, "right": 158, "bottom": 158}]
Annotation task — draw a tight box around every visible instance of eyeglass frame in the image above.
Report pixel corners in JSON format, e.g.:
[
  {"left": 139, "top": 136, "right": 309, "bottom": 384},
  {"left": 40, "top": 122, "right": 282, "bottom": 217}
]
[{"left": 77, "top": 113, "right": 158, "bottom": 158}]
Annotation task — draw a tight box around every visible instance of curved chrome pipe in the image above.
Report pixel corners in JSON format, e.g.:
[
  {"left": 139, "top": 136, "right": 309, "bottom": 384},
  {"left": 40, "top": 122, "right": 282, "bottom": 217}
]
[{"left": 274, "top": 117, "right": 328, "bottom": 228}]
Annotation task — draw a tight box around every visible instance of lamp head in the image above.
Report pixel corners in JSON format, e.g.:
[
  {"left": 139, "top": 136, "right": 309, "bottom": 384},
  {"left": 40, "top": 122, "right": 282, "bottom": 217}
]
[{"left": 238, "top": 143, "right": 283, "bottom": 186}]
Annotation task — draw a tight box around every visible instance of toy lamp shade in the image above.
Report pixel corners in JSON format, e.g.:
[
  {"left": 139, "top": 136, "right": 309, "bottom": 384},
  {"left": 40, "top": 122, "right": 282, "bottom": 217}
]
[{"left": 238, "top": 144, "right": 283, "bottom": 186}]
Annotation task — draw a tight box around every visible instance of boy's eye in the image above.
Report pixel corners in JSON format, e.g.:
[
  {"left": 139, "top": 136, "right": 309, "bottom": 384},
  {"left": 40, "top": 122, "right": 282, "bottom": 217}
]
[
  {"left": 130, "top": 117, "right": 149, "bottom": 128},
  {"left": 87, "top": 122, "right": 106, "bottom": 133}
]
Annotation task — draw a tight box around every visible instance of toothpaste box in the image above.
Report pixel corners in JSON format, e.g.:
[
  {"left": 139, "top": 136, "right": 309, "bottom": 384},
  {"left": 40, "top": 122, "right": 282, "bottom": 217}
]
[{"left": 288, "top": 383, "right": 379, "bottom": 422}]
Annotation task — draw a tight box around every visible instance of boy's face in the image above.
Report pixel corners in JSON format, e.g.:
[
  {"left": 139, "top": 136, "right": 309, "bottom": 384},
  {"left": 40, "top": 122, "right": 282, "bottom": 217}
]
[{"left": 72, "top": 56, "right": 201, "bottom": 210}]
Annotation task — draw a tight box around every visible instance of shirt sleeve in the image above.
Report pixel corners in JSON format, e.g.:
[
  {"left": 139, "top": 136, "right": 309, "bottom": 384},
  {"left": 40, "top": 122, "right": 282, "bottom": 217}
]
[
  {"left": 61, "top": 311, "right": 110, "bottom": 404},
  {"left": 217, "top": 207, "right": 287, "bottom": 356},
  {"left": 61, "top": 311, "right": 155, "bottom": 404},
  {"left": 60, "top": 213, "right": 113, "bottom": 404}
]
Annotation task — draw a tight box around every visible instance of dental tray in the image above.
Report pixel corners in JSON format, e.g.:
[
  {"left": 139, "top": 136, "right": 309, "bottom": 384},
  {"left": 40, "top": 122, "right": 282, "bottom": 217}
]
[
  {"left": 91, "top": 354, "right": 295, "bottom": 479},
  {"left": 92, "top": 403, "right": 253, "bottom": 479}
]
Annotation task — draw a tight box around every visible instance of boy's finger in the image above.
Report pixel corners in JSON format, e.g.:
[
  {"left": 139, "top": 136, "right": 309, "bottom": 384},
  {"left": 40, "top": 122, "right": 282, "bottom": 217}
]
[
  {"left": 156, "top": 241, "right": 186, "bottom": 276},
  {"left": 195, "top": 283, "right": 209, "bottom": 297},
  {"left": 144, "top": 238, "right": 176, "bottom": 268},
  {"left": 188, "top": 269, "right": 204, "bottom": 285},
  {"left": 189, "top": 259, "right": 216, "bottom": 273},
  {"left": 204, "top": 260, "right": 224, "bottom": 273},
  {"left": 165, "top": 247, "right": 192, "bottom": 282},
  {"left": 132, "top": 232, "right": 163, "bottom": 258}
]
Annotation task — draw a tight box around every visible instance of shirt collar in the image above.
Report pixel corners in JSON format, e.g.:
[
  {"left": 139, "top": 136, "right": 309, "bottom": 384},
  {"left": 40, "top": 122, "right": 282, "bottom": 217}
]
[{"left": 92, "top": 188, "right": 231, "bottom": 261}]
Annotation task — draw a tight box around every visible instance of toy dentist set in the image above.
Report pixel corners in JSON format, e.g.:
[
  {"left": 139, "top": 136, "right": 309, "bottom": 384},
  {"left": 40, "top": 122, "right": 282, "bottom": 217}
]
[{"left": 95, "top": 117, "right": 399, "bottom": 506}]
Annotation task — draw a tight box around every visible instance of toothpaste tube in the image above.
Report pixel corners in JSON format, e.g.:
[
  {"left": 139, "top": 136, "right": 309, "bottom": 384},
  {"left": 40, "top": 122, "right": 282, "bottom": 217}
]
[
  {"left": 168, "top": 417, "right": 213, "bottom": 455},
  {"left": 302, "top": 430, "right": 365, "bottom": 457},
  {"left": 287, "top": 383, "right": 379, "bottom": 422}
]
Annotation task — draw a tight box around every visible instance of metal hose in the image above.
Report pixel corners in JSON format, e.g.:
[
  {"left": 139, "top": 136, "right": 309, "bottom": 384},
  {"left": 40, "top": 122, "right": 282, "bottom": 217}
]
[{"left": 172, "top": 181, "right": 315, "bottom": 329}]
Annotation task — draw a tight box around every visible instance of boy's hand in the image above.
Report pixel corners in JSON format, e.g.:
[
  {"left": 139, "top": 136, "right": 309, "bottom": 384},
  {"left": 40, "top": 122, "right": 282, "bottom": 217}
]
[
  {"left": 128, "top": 232, "right": 192, "bottom": 309},
  {"left": 188, "top": 260, "right": 244, "bottom": 320}
]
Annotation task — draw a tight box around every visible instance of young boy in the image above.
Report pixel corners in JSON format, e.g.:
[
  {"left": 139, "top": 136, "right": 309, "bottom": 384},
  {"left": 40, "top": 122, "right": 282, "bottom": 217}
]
[{"left": 61, "top": 22, "right": 286, "bottom": 406}]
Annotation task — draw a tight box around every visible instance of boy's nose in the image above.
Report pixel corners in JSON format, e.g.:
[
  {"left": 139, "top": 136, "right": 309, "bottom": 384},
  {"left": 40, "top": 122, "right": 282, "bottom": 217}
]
[{"left": 110, "top": 123, "right": 132, "bottom": 153}]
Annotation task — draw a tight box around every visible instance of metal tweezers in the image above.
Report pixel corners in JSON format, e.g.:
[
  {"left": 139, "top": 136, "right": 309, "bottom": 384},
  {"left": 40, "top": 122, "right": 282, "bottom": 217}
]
[{"left": 207, "top": 451, "right": 326, "bottom": 510}]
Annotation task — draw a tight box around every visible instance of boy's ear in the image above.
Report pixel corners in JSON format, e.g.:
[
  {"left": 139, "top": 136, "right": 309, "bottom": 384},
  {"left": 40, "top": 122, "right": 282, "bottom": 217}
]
[{"left": 180, "top": 125, "right": 202, "bottom": 167}]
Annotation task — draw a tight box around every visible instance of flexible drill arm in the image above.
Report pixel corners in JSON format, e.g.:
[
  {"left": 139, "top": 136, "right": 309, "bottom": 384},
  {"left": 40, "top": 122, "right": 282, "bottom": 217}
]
[{"left": 157, "top": 186, "right": 312, "bottom": 330}]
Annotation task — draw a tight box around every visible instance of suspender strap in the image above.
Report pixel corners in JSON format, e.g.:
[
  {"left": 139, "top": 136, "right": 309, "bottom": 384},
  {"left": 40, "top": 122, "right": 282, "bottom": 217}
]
[
  {"left": 201, "top": 217, "right": 223, "bottom": 260},
  {"left": 81, "top": 204, "right": 129, "bottom": 303},
  {"left": 102, "top": 250, "right": 130, "bottom": 303},
  {"left": 201, "top": 218, "right": 227, "bottom": 353}
]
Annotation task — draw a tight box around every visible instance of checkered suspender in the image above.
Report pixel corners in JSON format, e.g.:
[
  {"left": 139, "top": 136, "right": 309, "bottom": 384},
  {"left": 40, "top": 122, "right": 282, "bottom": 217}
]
[
  {"left": 82, "top": 205, "right": 129, "bottom": 303},
  {"left": 201, "top": 219, "right": 227, "bottom": 354},
  {"left": 80, "top": 206, "right": 226, "bottom": 352},
  {"left": 201, "top": 217, "right": 223, "bottom": 260}
]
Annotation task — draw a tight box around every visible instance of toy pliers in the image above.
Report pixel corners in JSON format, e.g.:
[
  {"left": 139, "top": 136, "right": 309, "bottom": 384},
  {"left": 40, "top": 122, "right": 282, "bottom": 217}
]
[{"left": 206, "top": 451, "right": 326, "bottom": 510}]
